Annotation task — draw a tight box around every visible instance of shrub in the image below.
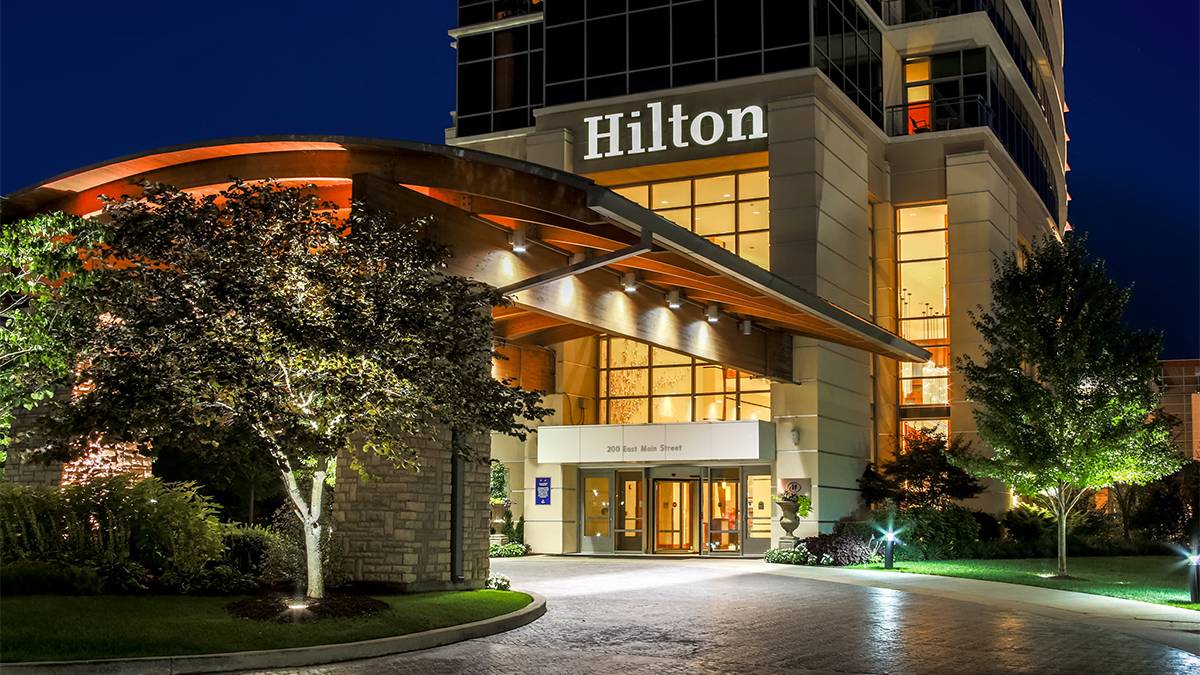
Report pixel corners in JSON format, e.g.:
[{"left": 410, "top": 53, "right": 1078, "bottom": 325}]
[
  {"left": 764, "top": 547, "right": 811, "bottom": 565},
  {"left": 0, "top": 560, "right": 103, "bottom": 595},
  {"left": 764, "top": 533, "right": 878, "bottom": 567},
  {"left": 486, "top": 572, "right": 511, "bottom": 590},
  {"left": 1002, "top": 504, "right": 1055, "bottom": 543},
  {"left": 867, "top": 502, "right": 981, "bottom": 561},
  {"left": 220, "top": 524, "right": 276, "bottom": 580},
  {"left": 798, "top": 532, "right": 879, "bottom": 566},
  {"left": 971, "top": 511, "right": 1002, "bottom": 542},
  {"left": 0, "top": 476, "right": 223, "bottom": 592},
  {"left": 488, "top": 542, "right": 529, "bottom": 558}
]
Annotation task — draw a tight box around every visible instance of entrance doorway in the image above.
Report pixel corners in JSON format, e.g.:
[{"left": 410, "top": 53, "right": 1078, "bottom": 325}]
[{"left": 653, "top": 479, "right": 699, "bottom": 553}]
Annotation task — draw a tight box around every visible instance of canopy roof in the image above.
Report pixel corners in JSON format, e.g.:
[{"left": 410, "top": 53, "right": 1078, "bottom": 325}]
[{"left": 3, "top": 136, "right": 930, "bottom": 375}]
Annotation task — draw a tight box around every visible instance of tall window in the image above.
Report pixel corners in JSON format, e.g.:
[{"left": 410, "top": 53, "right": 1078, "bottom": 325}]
[
  {"left": 611, "top": 170, "right": 770, "bottom": 270},
  {"left": 896, "top": 204, "right": 949, "bottom": 440},
  {"left": 455, "top": 22, "right": 544, "bottom": 137},
  {"left": 598, "top": 336, "right": 771, "bottom": 424}
]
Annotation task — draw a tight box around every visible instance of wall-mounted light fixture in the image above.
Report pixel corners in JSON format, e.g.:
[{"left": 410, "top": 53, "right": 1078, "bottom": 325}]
[
  {"left": 666, "top": 289, "right": 682, "bottom": 309},
  {"left": 508, "top": 226, "right": 527, "bottom": 253},
  {"left": 621, "top": 271, "right": 638, "bottom": 293},
  {"left": 705, "top": 304, "right": 720, "bottom": 323},
  {"left": 739, "top": 319, "right": 753, "bottom": 335}
]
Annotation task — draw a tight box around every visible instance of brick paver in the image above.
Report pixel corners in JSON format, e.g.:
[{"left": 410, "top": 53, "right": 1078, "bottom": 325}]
[{"left": 261, "top": 556, "right": 1200, "bottom": 674}]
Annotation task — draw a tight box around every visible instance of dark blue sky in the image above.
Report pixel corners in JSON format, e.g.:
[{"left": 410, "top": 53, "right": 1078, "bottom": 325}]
[{"left": 3, "top": 2, "right": 1196, "bottom": 357}]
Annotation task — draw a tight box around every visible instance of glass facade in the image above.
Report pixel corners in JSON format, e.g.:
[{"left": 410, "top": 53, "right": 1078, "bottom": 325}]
[
  {"left": 598, "top": 336, "right": 771, "bottom": 424},
  {"left": 611, "top": 169, "right": 770, "bottom": 270},
  {"left": 455, "top": 21, "right": 544, "bottom": 137},
  {"left": 543, "top": 1, "right": 816, "bottom": 105},
  {"left": 457, "top": 1, "right": 884, "bottom": 135},
  {"left": 896, "top": 204, "right": 950, "bottom": 435},
  {"left": 877, "top": 0, "right": 1057, "bottom": 137}
]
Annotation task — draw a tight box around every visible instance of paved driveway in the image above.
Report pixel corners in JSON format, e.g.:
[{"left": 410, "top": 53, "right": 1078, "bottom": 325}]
[{"left": 288, "top": 556, "right": 1200, "bottom": 674}]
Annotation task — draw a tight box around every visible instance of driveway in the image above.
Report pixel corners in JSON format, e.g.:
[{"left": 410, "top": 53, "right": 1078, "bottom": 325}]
[{"left": 277, "top": 556, "right": 1200, "bottom": 674}]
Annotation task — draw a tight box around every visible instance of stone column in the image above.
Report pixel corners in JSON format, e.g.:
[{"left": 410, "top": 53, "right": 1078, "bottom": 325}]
[
  {"left": 946, "top": 150, "right": 1018, "bottom": 513},
  {"left": 768, "top": 95, "right": 874, "bottom": 535},
  {"left": 333, "top": 426, "right": 490, "bottom": 591}
]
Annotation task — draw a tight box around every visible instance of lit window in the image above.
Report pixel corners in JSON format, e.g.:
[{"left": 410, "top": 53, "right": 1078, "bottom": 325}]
[
  {"left": 897, "top": 204, "right": 950, "bottom": 409},
  {"left": 597, "top": 336, "right": 771, "bottom": 424},
  {"left": 613, "top": 170, "right": 770, "bottom": 270}
]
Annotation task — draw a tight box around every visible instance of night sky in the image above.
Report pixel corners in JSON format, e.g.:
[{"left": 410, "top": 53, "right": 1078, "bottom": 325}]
[{"left": 3, "top": 2, "right": 1196, "bottom": 357}]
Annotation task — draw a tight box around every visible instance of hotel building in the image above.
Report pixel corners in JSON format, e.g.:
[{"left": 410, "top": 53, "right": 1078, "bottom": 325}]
[
  {"left": 449, "top": 0, "right": 1067, "bottom": 554},
  {"left": 3, "top": 0, "right": 1068, "bottom": 582}
]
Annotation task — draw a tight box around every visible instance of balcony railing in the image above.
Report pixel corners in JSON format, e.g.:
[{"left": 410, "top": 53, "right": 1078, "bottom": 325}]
[{"left": 885, "top": 95, "right": 992, "bottom": 137}]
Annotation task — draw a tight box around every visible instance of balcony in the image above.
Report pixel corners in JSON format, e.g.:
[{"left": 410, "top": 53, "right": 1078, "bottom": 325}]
[
  {"left": 458, "top": 0, "right": 543, "bottom": 28},
  {"left": 886, "top": 95, "right": 992, "bottom": 137}
]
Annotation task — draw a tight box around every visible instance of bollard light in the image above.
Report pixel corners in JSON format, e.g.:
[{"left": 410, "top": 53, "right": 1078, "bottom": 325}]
[
  {"left": 884, "top": 530, "right": 897, "bottom": 570},
  {"left": 1188, "top": 552, "right": 1200, "bottom": 604}
]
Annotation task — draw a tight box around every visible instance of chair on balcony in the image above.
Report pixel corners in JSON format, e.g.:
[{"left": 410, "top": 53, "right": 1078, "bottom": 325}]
[{"left": 909, "top": 116, "right": 932, "bottom": 134}]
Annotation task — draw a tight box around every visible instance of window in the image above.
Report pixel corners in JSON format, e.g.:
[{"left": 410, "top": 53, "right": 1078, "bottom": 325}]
[
  {"left": 891, "top": 48, "right": 1059, "bottom": 223},
  {"left": 897, "top": 204, "right": 950, "bottom": 411},
  {"left": 598, "top": 336, "right": 771, "bottom": 424},
  {"left": 455, "top": 22, "right": 544, "bottom": 136},
  {"left": 611, "top": 169, "right": 770, "bottom": 270}
]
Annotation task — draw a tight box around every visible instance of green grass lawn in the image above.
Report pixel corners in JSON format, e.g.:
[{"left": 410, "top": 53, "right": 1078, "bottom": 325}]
[
  {"left": 0, "top": 590, "right": 531, "bottom": 663},
  {"left": 852, "top": 556, "right": 1200, "bottom": 611}
]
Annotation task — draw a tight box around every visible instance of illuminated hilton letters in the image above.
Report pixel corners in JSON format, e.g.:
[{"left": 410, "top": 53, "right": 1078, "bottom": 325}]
[{"left": 583, "top": 101, "right": 768, "bottom": 160}]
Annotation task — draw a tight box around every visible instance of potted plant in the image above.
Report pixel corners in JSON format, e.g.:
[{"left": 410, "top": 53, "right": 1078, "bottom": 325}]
[
  {"left": 776, "top": 489, "right": 812, "bottom": 539},
  {"left": 489, "top": 461, "right": 512, "bottom": 545}
]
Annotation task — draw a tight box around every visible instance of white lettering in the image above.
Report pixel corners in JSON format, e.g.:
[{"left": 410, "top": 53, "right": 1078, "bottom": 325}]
[
  {"left": 647, "top": 101, "right": 667, "bottom": 151},
  {"left": 583, "top": 101, "right": 769, "bottom": 161},
  {"left": 669, "top": 104, "right": 689, "bottom": 148},
  {"left": 727, "top": 105, "right": 767, "bottom": 141},
  {"left": 583, "top": 112, "right": 624, "bottom": 160},
  {"left": 627, "top": 109, "right": 645, "bottom": 154},
  {"left": 690, "top": 111, "right": 725, "bottom": 145}
]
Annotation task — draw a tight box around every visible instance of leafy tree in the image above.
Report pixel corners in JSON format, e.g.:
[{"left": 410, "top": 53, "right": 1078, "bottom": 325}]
[
  {"left": 858, "top": 428, "right": 983, "bottom": 508},
  {"left": 9, "top": 181, "right": 550, "bottom": 597},
  {"left": 953, "top": 234, "right": 1180, "bottom": 576},
  {"left": 1, "top": 214, "right": 105, "bottom": 454}
]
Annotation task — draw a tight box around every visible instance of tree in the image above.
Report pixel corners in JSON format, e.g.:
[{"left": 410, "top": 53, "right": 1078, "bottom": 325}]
[
  {"left": 1, "top": 213, "right": 105, "bottom": 455},
  {"left": 858, "top": 427, "right": 983, "bottom": 508},
  {"left": 953, "top": 234, "right": 1180, "bottom": 576},
  {"left": 9, "top": 181, "right": 550, "bottom": 597}
]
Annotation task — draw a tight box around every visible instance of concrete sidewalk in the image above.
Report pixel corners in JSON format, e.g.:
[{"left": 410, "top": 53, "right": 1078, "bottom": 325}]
[{"left": 756, "top": 561, "right": 1200, "bottom": 655}]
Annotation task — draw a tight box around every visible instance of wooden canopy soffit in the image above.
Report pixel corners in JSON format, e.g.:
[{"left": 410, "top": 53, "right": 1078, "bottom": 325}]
[{"left": 1, "top": 137, "right": 928, "bottom": 368}]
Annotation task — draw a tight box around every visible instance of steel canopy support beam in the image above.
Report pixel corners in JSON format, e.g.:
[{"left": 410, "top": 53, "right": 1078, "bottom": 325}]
[{"left": 497, "top": 230, "right": 652, "bottom": 296}]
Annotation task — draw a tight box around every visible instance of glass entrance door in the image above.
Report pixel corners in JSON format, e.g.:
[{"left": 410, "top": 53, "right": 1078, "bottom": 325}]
[
  {"left": 581, "top": 471, "right": 613, "bottom": 553},
  {"left": 653, "top": 479, "right": 698, "bottom": 553},
  {"left": 743, "top": 467, "right": 773, "bottom": 555},
  {"left": 614, "top": 470, "right": 645, "bottom": 552},
  {"left": 705, "top": 468, "right": 741, "bottom": 553}
]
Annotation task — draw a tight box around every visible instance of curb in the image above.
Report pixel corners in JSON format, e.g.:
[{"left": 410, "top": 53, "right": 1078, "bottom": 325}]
[{"left": 5, "top": 590, "right": 546, "bottom": 674}]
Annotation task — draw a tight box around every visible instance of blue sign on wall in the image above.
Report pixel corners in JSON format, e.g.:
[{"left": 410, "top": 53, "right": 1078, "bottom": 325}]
[{"left": 535, "top": 477, "right": 551, "bottom": 505}]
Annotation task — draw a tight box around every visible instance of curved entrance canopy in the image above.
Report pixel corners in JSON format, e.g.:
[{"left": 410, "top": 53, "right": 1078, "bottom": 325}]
[{"left": 3, "top": 136, "right": 929, "bottom": 379}]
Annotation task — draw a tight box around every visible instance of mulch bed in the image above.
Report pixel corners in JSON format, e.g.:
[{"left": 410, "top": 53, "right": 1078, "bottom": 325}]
[{"left": 225, "top": 594, "right": 390, "bottom": 623}]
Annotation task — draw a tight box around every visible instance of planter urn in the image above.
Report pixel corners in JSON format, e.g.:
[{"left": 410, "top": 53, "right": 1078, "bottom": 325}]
[{"left": 776, "top": 499, "right": 800, "bottom": 538}]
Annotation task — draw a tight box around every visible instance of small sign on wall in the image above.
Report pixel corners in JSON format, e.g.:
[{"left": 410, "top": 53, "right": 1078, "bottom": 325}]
[
  {"left": 779, "top": 478, "right": 811, "bottom": 496},
  {"left": 535, "top": 477, "right": 551, "bottom": 505}
]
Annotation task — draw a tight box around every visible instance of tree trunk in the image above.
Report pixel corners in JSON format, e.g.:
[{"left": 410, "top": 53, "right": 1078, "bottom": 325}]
[
  {"left": 304, "top": 519, "right": 324, "bottom": 599},
  {"left": 1056, "top": 512, "right": 1068, "bottom": 577},
  {"left": 277, "top": 459, "right": 329, "bottom": 599}
]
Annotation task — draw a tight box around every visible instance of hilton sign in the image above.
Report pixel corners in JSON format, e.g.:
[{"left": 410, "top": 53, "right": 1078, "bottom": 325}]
[{"left": 583, "top": 101, "right": 768, "bottom": 161}]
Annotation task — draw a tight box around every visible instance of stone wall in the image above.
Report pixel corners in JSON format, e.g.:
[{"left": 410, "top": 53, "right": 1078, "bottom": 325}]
[{"left": 332, "top": 426, "right": 491, "bottom": 591}]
